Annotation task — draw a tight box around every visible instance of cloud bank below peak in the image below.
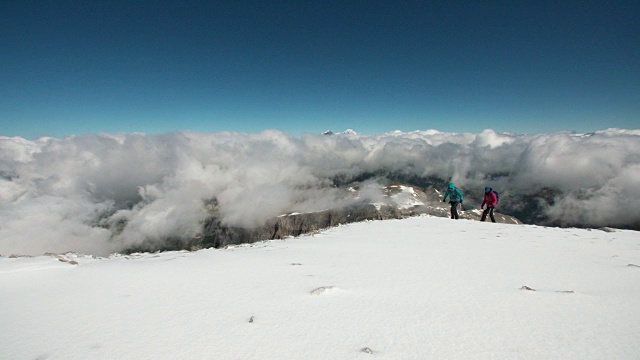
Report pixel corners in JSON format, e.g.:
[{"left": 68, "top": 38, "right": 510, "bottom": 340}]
[{"left": 1, "top": 128, "right": 639, "bottom": 255}]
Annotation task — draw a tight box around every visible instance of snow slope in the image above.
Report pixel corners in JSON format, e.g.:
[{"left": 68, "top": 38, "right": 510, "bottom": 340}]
[{"left": 1, "top": 216, "right": 639, "bottom": 359}]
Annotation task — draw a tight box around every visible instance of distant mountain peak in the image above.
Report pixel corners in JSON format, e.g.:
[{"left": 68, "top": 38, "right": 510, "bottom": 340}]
[{"left": 321, "top": 129, "right": 359, "bottom": 136}]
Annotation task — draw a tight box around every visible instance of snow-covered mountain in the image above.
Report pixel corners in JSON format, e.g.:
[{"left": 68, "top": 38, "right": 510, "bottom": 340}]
[
  {"left": 188, "top": 183, "right": 522, "bottom": 252},
  {"left": 322, "top": 129, "right": 360, "bottom": 136},
  {"left": 2, "top": 215, "right": 639, "bottom": 359}
]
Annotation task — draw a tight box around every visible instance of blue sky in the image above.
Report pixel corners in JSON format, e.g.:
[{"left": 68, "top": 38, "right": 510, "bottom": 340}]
[{"left": 2, "top": 0, "right": 639, "bottom": 138}]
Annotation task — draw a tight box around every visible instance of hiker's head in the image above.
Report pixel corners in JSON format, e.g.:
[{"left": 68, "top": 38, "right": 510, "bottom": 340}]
[
  {"left": 449, "top": 182, "right": 455, "bottom": 189},
  {"left": 485, "top": 186, "right": 491, "bottom": 192}
]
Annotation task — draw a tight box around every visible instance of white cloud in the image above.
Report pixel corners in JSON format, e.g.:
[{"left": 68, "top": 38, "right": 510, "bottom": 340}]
[{"left": 1, "top": 128, "right": 639, "bottom": 255}]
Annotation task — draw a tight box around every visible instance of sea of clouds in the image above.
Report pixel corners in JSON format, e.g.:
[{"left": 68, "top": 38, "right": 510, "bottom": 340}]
[{"left": 1, "top": 128, "right": 639, "bottom": 256}]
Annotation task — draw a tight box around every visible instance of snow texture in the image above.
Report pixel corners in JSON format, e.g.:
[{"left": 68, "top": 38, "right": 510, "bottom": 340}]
[{"left": 1, "top": 215, "right": 639, "bottom": 359}]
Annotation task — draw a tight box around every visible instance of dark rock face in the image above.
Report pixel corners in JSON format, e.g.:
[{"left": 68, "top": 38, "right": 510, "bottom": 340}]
[{"left": 199, "top": 203, "right": 403, "bottom": 248}]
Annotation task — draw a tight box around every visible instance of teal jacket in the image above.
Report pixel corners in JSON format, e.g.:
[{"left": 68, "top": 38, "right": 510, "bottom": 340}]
[{"left": 443, "top": 187, "right": 464, "bottom": 203}]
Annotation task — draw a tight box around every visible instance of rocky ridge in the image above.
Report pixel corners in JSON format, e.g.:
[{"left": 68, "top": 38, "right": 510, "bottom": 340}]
[{"left": 192, "top": 184, "right": 521, "bottom": 250}]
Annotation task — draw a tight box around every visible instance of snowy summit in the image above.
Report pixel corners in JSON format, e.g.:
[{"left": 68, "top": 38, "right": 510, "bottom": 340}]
[{"left": 2, "top": 215, "right": 639, "bottom": 359}]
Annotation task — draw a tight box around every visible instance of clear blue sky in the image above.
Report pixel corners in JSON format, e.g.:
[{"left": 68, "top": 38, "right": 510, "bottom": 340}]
[{"left": 2, "top": 0, "right": 639, "bottom": 138}]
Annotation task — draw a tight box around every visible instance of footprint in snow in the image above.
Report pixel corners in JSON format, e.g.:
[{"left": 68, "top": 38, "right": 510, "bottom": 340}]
[
  {"left": 310, "top": 286, "right": 337, "bottom": 295},
  {"left": 520, "top": 285, "right": 574, "bottom": 293},
  {"left": 361, "top": 347, "right": 374, "bottom": 354}
]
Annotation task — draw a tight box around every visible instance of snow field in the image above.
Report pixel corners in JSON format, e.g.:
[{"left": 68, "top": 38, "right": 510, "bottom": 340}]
[{"left": 1, "top": 215, "right": 639, "bottom": 359}]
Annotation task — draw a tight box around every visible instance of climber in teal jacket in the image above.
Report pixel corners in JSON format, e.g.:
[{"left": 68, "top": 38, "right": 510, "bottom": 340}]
[{"left": 442, "top": 182, "right": 464, "bottom": 219}]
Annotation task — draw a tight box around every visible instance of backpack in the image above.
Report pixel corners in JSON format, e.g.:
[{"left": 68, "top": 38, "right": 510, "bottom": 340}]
[
  {"left": 450, "top": 187, "right": 463, "bottom": 202},
  {"left": 492, "top": 190, "right": 500, "bottom": 204}
]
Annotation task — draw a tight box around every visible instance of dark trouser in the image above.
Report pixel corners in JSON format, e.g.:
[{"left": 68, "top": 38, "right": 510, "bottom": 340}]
[
  {"left": 481, "top": 206, "right": 496, "bottom": 222},
  {"left": 450, "top": 202, "right": 460, "bottom": 219}
]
